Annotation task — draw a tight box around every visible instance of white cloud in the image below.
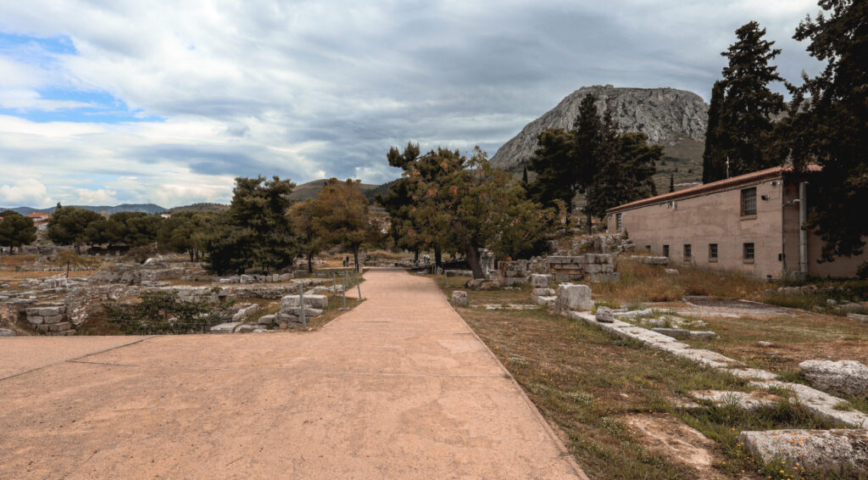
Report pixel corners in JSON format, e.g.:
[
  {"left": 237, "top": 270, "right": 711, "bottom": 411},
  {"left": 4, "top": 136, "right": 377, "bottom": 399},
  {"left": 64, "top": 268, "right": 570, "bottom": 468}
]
[
  {"left": 0, "top": 178, "right": 52, "bottom": 206},
  {"left": 74, "top": 188, "right": 117, "bottom": 205}
]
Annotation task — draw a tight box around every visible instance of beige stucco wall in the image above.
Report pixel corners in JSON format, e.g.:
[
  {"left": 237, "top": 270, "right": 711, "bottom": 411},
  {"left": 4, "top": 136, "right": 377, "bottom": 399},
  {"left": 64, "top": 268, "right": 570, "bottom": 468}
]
[
  {"left": 613, "top": 178, "right": 868, "bottom": 279},
  {"left": 611, "top": 178, "right": 786, "bottom": 279}
]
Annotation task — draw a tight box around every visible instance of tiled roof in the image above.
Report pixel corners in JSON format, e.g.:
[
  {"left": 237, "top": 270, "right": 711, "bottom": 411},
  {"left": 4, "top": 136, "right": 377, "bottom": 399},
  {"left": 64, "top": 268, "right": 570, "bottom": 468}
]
[{"left": 607, "top": 163, "right": 821, "bottom": 213}]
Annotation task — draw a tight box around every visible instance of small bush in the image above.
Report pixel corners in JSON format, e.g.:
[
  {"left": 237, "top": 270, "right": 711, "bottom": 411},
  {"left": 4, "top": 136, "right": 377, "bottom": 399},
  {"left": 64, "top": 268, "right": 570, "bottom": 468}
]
[{"left": 105, "top": 290, "right": 233, "bottom": 334}]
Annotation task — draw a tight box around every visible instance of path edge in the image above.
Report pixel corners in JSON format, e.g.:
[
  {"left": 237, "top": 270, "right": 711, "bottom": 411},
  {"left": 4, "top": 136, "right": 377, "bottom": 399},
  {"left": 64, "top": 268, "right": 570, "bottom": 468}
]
[{"left": 429, "top": 275, "right": 591, "bottom": 480}]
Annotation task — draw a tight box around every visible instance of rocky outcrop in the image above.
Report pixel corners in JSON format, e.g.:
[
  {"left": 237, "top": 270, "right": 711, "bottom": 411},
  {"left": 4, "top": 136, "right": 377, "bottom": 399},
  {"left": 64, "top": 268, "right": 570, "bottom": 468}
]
[{"left": 490, "top": 85, "right": 708, "bottom": 172}]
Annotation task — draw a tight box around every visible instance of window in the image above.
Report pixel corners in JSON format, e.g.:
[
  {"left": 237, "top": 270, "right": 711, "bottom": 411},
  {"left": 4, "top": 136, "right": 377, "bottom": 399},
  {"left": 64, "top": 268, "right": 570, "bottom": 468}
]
[
  {"left": 616, "top": 213, "right": 623, "bottom": 231},
  {"left": 663, "top": 245, "right": 669, "bottom": 258},
  {"left": 744, "top": 242, "right": 755, "bottom": 262},
  {"left": 709, "top": 244, "right": 718, "bottom": 262},
  {"left": 684, "top": 244, "right": 692, "bottom": 260},
  {"left": 741, "top": 187, "right": 757, "bottom": 216},
  {"left": 645, "top": 245, "right": 651, "bottom": 252}
]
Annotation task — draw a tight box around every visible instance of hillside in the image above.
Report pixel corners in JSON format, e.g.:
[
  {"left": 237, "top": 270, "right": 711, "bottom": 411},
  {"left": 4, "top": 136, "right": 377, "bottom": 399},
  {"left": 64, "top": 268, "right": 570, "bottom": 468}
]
[
  {"left": 490, "top": 85, "right": 708, "bottom": 193},
  {"left": 2, "top": 203, "right": 166, "bottom": 216},
  {"left": 166, "top": 203, "right": 229, "bottom": 214},
  {"left": 288, "top": 179, "right": 379, "bottom": 201}
]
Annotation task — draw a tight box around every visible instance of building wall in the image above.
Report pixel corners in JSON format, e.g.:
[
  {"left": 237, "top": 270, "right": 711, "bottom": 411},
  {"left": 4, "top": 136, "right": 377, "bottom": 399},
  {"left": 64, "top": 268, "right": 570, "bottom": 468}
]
[
  {"left": 782, "top": 181, "right": 868, "bottom": 278},
  {"left": 612, "top": 178, "right": 786, "bottom": 278}
]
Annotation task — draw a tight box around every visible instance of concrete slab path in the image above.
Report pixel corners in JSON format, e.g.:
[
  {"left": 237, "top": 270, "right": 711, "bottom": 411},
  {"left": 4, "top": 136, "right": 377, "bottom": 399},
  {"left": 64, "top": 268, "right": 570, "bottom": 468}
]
[{"left": 0, "top": 268, "right": 585, "bottom": 479}]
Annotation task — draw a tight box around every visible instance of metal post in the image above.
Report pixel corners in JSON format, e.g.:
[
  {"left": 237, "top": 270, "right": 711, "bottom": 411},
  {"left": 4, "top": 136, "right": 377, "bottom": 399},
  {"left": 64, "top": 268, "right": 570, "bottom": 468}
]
[
  {"left": 799, "top": 181, "right": 809, "bottom": 276},
  {"left": 341, "top": 272, "right": 347, "bottom": 310},
  {"left": 299, "top": 282, "right": 307, "bottom": 328}
]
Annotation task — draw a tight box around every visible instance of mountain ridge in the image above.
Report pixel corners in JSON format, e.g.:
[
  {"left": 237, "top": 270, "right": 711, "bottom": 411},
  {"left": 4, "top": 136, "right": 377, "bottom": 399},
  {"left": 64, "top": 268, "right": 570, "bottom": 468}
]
[{"left": 490, "top": 85, "right": 709, "bottom": 192}]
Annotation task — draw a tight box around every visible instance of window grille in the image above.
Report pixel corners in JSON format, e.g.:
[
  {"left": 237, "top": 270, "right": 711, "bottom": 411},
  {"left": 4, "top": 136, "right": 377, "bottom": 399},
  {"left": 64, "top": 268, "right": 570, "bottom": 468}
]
[{"left": 742, "top": 188, "right": 757, "bottom": 216}]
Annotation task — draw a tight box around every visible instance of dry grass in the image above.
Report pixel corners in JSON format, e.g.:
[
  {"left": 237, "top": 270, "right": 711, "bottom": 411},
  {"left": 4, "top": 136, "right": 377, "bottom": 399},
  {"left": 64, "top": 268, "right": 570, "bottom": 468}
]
[
  {"left": 440, "top": 283, "right": 833, "bottom": 479},
  {"left": 593, "top": 260, "right": 767, "bottom": 304}
]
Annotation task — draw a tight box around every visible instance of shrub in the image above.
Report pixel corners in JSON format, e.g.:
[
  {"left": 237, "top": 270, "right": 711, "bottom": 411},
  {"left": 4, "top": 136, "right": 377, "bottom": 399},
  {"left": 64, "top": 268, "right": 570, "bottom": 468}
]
[{"left": 105, "top": 290, "right": 233, "bottom": 334}]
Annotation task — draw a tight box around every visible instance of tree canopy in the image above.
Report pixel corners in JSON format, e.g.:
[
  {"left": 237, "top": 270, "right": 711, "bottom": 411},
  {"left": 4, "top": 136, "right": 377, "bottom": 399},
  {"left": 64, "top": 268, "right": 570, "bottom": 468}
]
[
  {"left": 528, "top": 94, "right": 659, "bottom": 232},
  {"left": 703, "top": 21, "right": 785, "bottom": 182},
  {"left": 311, "top": 178, "right": 376, "bottom": 272},
  {"left": 204, "top": 176, "right": 300, "bottom": 275},
  {"left": 780, "top": 0, "right": 868, "bottom": 261},
  {"left": 0, "top": 211, "right": 37, "bottom": 253}
]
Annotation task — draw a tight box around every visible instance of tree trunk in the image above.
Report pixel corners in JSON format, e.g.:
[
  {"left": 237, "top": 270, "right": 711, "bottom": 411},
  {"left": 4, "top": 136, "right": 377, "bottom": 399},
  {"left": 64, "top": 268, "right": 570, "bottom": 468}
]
[
  {"left": 189, "top": 250, "right": 194, "bottom": 262},
  {"left": 352, "top": 247, "right": 360, "bottom": 273},
  {"left": 434, "top": 247, "right": 442, "bottom": 269},
  {"left": 586, "top": 211, "right": 592, "bottom": 235},
  {"left": 413, "top": 249, "right": 419, "bottom": 263},
  {"left": 307, "top": 251, "right": 314, "bottom": 274},
  {"left": 465, "top": 243, "right": 485, "bottom": 279}
]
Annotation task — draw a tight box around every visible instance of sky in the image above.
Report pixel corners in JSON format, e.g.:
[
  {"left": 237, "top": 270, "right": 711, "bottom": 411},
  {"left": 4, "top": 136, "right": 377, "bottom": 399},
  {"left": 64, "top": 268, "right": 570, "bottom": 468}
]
[{"left": 0, "top": 0, "right": 825, "bottom": 208}]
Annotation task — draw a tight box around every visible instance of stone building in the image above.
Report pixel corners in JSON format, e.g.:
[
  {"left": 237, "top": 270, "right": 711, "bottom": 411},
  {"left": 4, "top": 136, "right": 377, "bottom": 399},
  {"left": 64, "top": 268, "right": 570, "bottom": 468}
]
[{"left": 606, "top": 165, "right": 868, "bottom": 279}]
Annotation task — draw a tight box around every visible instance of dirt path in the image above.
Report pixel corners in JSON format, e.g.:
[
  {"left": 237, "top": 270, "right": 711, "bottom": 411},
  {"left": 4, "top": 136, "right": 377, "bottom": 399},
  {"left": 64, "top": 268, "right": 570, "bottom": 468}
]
[{"left": 0, "top": 268, "right": 585, "bottom": 479}]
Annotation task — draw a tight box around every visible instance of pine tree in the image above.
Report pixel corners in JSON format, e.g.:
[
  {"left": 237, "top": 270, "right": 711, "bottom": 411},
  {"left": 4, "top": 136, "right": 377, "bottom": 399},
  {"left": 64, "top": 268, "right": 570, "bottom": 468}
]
[
  {"left": 704, "top": 22, "right": 785, "bottom": 182},
  {"left": 781, "top": 0, "right": 868, "bottom": 261},
  {"left": 702, "top": 81, "right": 727, "bottom": 183}
]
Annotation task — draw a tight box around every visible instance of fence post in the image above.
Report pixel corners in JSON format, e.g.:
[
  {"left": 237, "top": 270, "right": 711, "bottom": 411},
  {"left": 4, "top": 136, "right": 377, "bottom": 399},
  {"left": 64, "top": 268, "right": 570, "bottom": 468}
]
[
  {"left": 299, "top": 282, "right": 307, "bottom": 328},
  {"left": 341, "top": 273, "right": 348, "bottom": 310}
]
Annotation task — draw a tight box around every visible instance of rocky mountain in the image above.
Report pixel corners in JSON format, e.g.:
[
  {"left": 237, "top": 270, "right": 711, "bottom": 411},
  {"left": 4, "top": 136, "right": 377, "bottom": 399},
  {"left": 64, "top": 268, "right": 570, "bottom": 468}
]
[{"left": 490, "top": 85, "right": 709, "bottom": 192}]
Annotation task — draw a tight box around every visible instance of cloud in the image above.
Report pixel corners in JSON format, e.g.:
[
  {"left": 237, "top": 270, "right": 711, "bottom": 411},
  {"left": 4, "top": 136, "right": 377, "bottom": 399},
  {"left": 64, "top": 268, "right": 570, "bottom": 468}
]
[
  {"left": 0, "top": 0, "right": 828, "bottom": 207},
  {"left": 74, "top": 188, "right": 117, "bottom": 205},
  {"left": 0, "top": 178, "right": 52, "bottom": 206}
]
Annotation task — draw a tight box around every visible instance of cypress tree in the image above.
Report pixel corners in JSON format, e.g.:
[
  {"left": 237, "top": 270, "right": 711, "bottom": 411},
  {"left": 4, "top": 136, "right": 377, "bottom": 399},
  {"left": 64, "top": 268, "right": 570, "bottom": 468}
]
[
  {"left": 702, "top": 81, "right": 727, "bottom": 183},
  {"left": 705, "top": 22, "right": 784, "bottom": 181}
]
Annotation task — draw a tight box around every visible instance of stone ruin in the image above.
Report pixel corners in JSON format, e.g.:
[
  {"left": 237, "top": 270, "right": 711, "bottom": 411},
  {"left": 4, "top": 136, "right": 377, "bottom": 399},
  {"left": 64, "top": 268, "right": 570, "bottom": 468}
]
[
  {"left": 575, "top": 232, "right": 635, "bottom": 254},
  {"left": 545, "top": 254, "right": 619, "bottom": 283}
]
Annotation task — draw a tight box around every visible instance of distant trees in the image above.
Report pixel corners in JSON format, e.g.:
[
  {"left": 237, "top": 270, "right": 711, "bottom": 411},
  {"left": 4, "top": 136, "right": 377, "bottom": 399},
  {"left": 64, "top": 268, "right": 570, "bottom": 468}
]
[
  {"left": 288, "top": 199, "right": 324, "bottom": 274},
  {"left": 527, "top": 94, "right": 660, "bottom": 233},
  {"left": 204, "top": 176, "right": 300, "bottom": 275},
  {"left": 778, "top": 0, "right": 868, "bottom": 261},
  {"left": 312, "top": 179, "right": 376, "bottom": 272},
  {"left": 702, "top": 21, "right": 785, "bottom": 183},
  {"left": 48, "top": 205, "right": 104, "bottom": 253},
  {"left": 157, "top": 212, "right": 213, "bottom": 262},
  {"left": 0, "top": 210, "right": 37, "bottom": 254}
]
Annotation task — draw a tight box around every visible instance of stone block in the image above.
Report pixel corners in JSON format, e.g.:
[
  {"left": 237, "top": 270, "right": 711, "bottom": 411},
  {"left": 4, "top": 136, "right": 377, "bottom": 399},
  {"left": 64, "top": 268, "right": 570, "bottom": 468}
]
[
  {"left": 738, "top": 429, "right": 868, "bottom": 477},
  {"left": 688, "top": 331, "right": 717, "bottom": 340},
  {"left": 584, "top": 263, "right": 601, "bottom": 274},
  {"left": 26, "top": 306, "right": 63, "bottom": 317},
  {"left": 210, "top": 322, "right": 242, "bottom": 334},
  {"left": 529, "top": 274, "right": 552, "bottom": 288},
  {"left": 651, "top": 328, "right": 690, "bottom": 339},
  {"left": 48, "top": 322, "right": 71, "bottom": 332},
  {"left": 451, "top": 291, "right": 468, "bottom": 307},
  {"left": 665, "top": 269, "right": 680, "bottom": 275},
  {"left": 282, "top": 307, "right": 323, "bottom": 317},
  {"left": 258, "top": 314, "right": 276, "bottom": 325},
  {"left": 556, "top": 283, "right": 592, "bottom": 314},
  {"left": 799, "top": 360, "right": 868, "bottom": 398},
  {"left": 28, "top": 315, "right": 44, "bottom": 325},
  {"left": 275, "top": 312, "right": 299, "bottom": 324},
  {"left": 595, "top": 306, "right": 614, "bottom": 323},
  {"left": 531, "top": 288, "right": 555, "bottom": 297},
  {"left": 848, "top": 313, "right": 868, "bottom": 323},
  {"left": 42, "top": 314, "right": 64, "bottom": 324},
  {"left": 235, "top": 324, "right": 265, "bottom": 333},
  {"left": 281, "top": 294, "right": 328, "bottom": 310},
  {"left": 0, "top": 328, "right": 15, "bottom": 336}
]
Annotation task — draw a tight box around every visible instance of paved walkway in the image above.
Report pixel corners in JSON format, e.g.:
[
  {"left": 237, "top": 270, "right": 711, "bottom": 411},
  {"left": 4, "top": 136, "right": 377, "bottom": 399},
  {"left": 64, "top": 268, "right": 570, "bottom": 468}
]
[{"left": 0, "top": 268, "right": 585, "bottom": 479}]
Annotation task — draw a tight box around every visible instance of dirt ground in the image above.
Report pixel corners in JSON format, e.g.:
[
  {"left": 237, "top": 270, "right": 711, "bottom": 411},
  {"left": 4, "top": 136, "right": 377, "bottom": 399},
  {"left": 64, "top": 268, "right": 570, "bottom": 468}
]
[{"left": 0, "top": 269, "right": 586, "bottom": 479}]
